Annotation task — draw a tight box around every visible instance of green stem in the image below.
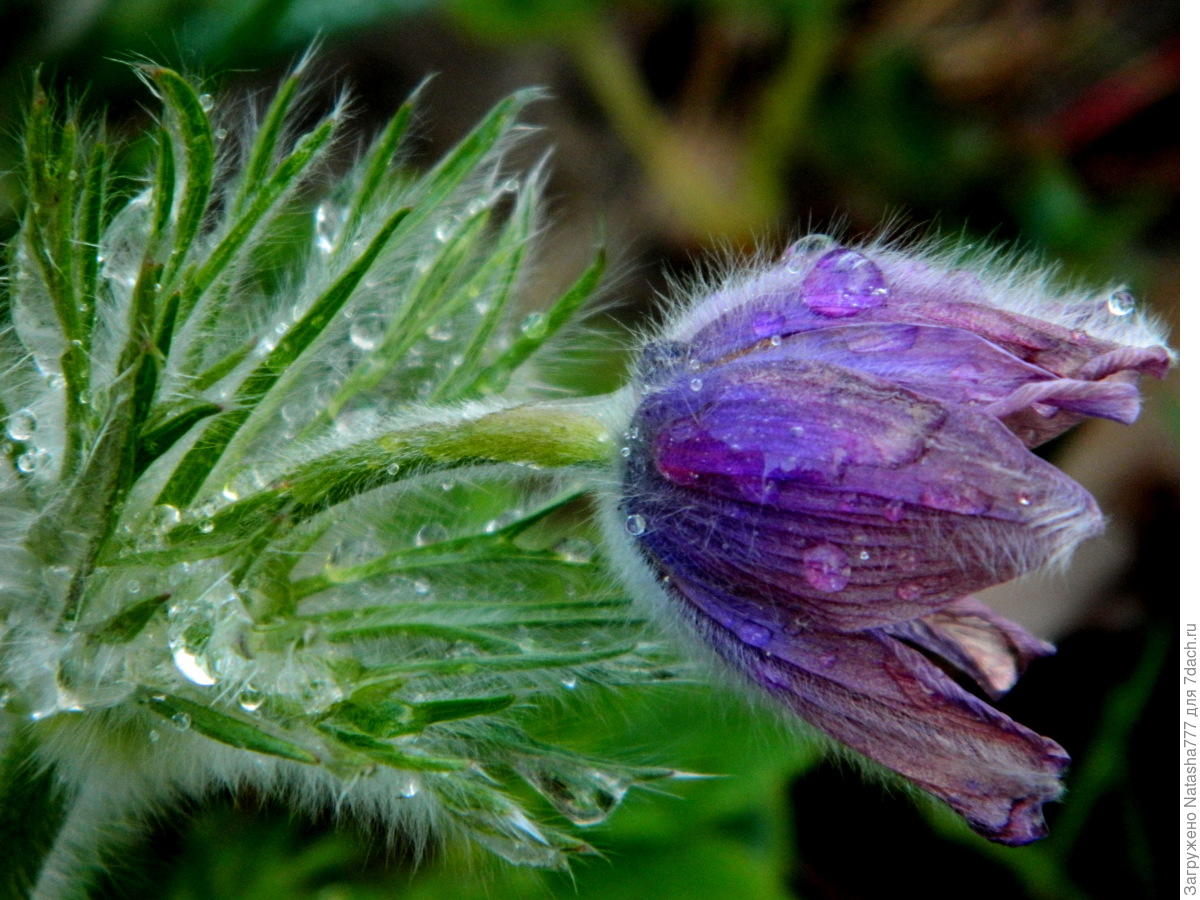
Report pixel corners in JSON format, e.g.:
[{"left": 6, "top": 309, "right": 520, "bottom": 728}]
[{"left": 123, "top": 397, "right": 616, "bottom": 571}]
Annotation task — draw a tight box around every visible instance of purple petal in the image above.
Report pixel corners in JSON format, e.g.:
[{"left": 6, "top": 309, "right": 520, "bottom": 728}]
[
  {"left": 673, "top": 578, "right": 1068, "bottom": 845},
  {"left": 625, "top": 359, "right": 1101, "bottom": 631},
  {"left": 888, "top": 596, "right": 1055, "bottom": 699}
]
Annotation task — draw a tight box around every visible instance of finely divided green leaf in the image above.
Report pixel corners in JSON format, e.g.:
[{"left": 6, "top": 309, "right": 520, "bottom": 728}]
[
  {"left": 157, "top": 204, "right": 411, "bottom": 508},
  {"left": 466, "top": 246, "right": 605, "bottom": 397},
  {"left": 143, "top": 692, "right": 319, "bottom": 763}
]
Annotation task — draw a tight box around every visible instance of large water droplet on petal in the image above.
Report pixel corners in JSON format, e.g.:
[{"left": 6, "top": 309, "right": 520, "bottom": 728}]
[
  {"left": 800, "top": 543, "right": 850, "bottom": 592},
  {"left": 737, "top": 621, "right": 772, "bottom": 647},
  {"left": 751, "top": 309, "right": 786, "bottom": 339},
  {"left": 625, "top": 514, "right": 647, "bottom": 536},
  {"left": 802, "top": 249, "right": 890, "bottom": 317}
]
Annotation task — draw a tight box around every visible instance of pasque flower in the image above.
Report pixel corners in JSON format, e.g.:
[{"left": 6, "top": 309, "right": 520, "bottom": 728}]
[{"left": 610, "top": 237, "right": 1171, "bottom": 844}]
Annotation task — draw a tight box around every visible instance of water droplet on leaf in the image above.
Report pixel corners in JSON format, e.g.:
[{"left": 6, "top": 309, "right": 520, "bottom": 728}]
[
  {"left": 237, "top": 688, "right": 265, "bottom": 712},
  {"left": 520, "top": 311, "right": 547, "bottom": 338},
  {"left": 313, "top": 201, "right": 339, "bottom": 255},
  {"left": 172, "top": 646, "right": 217, "bottom": 686},
  {"left": 6, "top": 408, "right": 36, "bottom": 441},
  {"left": 349, "top": 314, "right": 388, "bottom": 350}
]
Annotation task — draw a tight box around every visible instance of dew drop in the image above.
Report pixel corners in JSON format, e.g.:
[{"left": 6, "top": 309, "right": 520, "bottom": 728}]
[
  {"left": 520, "top": 311, "right": 547, "bottom": 338},
  {"left": 214, "top": 127, "right": 228, "bottom": 140},
  {"left": 6, "top": 408, "right": 36, "bottom": 441},
  {"left": 434, "top": 221, "right": 453, "bottom": 243},
  {"left": 619, "top": 445, "right": 632, "bottom": 458},
  {"left": 15, "top": 452, "right": 38, "bottom": 473},
  {"left": 802, "top": 249, "right": 890, "bottom": 317},
  {"left": 385, "top": 462, "right": 400, "bottom": 476},
  {"left": 412, "top": 578, "right": 431, "bottom": 596},
  {"left": 800, "top": 543, "right": 850, "bottom": 592},
  {"left": 170, "top": 711, "right": 192, "bottom": 732},
  {"left": 414, "top": 523, "right": 449, "bottom": 547},
  {"left": 769, "top": 334, "right": 782, "bottom": 347},
  {"left": 173, "top": 647, "right": 217, "bottom": 686},
  {"left": 197, "top": 519, "right": 215, "bottom": 534},
  {"left": 1107, "top": 290, "right": 1136, "bottom": 316},
  {"left": 399, "top": 777, "right": 420, "bottom": 798},
  {"left": 349, "top": 314, "right": 388, "bottom": 350},
  {"left": 425, "top": 322, "right": 453, "bottom": 342},
  {"left": 624, "top": 514, "right": 647, "bottom": 536},
  {"left": 198, "top": 93, "right": 215, "bottom": 111},
  {"left": 783, "top": 234, "right": 837, "bottom": 273},
  {"left": 1016, "top": 492, "right": 1032, "bottom": 507},
  {"left": 560, "top": 677, "right": 578, "bottom": 689},
  {"left": 858, "top": 550, "right": 871, "bottom": 561},
  {"left": 555, "top": 538, "right": 595, "bottom": 563},
  {"left": 313, "top": 201, "right": 339, "bottom": 255},
  {"left": 737, "top": 622, "right": 772, "bottom": 647},
  {"left": 751, "top": 309, "right": 786, "bottom": 339},
  {"left": 237, "top": 688, "right": 265, "bottom": 712},
  {"left": 147, "top": 728, "right": 160, "bottom": 743},
  {"left": 150, "top": 504, "right": 182, "bottom": 533},
  {"left": 689, "top": 377, "right": 703, "bottom": 392}
]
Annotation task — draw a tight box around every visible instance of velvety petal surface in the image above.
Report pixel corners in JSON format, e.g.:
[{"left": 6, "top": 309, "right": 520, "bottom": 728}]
[
  {"left": 623, "top": 359, "right": 1101, "bottom": 631},
  {"left": 660, "top": 245, "right": 1170, "bottom": 447},
  {"left": 672, "top": 577, "right": 1068, "bottom": 846},
  {"left": 887, "top": 596, "right": 1055, "bottom": 699}
]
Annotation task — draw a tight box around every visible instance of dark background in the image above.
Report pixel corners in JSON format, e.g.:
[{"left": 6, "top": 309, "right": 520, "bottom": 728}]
[{"left": 0, "top": 2, "right": 1178, "bottom": 897}]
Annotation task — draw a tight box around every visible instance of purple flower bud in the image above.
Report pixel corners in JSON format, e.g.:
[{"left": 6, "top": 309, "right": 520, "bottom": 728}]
[{"left": 612, "top": 239, "right": 1172, "bottom": 845}]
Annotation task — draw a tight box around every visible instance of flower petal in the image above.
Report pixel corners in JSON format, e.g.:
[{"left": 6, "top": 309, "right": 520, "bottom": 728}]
[
  {"left": 624, "top": 359, "right": 1101, "bottom": 631},
  {"left": 673, "top": 577, "right": 1068, "bottom": 845},
  {"left": 887, "top": 596, "right": 1055, "bottom": 699}
]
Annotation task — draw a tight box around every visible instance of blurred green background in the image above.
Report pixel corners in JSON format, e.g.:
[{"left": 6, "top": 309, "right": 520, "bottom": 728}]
[{"left": 0, "top": 1, "right": 1178, "bottom": 897}]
